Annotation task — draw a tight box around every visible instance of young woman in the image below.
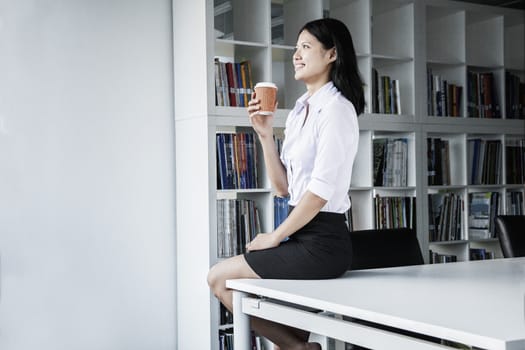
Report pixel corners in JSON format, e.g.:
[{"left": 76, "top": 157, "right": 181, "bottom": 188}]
[{"left": 208, "top": 18, "right": 365, "bottom": 350}]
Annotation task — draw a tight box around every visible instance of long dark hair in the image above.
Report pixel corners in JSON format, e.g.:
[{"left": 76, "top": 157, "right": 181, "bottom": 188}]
[{"left": 299, "top": 18, "right": 365, "bottom": 115}]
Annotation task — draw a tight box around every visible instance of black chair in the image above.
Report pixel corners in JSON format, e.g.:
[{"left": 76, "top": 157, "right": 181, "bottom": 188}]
[
  {"left": 345, "top": 228, "right": 430, "bottom": 350},
  {"left": 350, "top": 227, "right": 424, "bottom": 270},
  {"left": 495, "top": 215, "right": 525, "bottom": 258}
]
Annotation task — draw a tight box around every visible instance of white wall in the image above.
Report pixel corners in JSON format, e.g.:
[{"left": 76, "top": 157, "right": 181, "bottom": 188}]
[{"left": 0, "top": 0, "right": 176, "bottom": 349}]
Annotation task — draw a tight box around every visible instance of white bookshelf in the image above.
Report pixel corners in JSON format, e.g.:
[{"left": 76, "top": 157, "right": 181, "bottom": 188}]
[{"left": 173, "top": 0, "right": 525, "bottom": 348}]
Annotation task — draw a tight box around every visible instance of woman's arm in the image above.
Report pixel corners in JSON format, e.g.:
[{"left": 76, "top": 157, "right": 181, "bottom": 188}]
[
  {"left": 257, "top": 134, "right": 288, "bottom": 196},
  {"left": 247, "top": 94, "right": 288, "bottom": 196},
  {"left": 246, "top": 190, "right": 327, "bottom": 251}
]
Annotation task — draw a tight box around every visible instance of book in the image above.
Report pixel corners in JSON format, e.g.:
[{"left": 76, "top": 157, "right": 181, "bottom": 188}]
[
  {"left": 241, "top": 60, "right": 253, "bottom": 106},
  {"left": 506, "top": 71, "right": 525, "bottom": 119},
  {"left": 382, "top": 75, "right": 391, "bottom": 114},
  {"left": 217, "top": 198, "right": 261, "bottom": 258},
  {"left": 216, "top": 132, "right": 259, "bottom": 190},
  {"left": 373, "top": 138, "right": 386, "bottom": 186},
  {"left": 214, "top": 58, "right": 224, "bottom": 106},
  {"left": 371, "top": 69, "right": 402, "bottom": 115},
  {"left": 429, "top": 250, "right": 457, "bottom": 264},
  {"left": 468, "top": 192, "right": 491, "bottom": 239},
  {"left": 274, "top": 196, "right": 289, "bottom": 229},
  {"left": 225, "top": 62, "right": 237, "bottom": 106},
  {"left": 426, "top": 68, "right": 463, "bottom": 117},
  {"left": 428, "top": 192, "right": 463, "bottom": 241},
  {"left": 216, "top": 133, "right": 228, "bottom": 189},
  {"left": 373, "top": 68, "right": 379, "bottom": 113},
  {"left": 346, "top": 196, "right": 354, "bottom": 231},
  {"left": 470, "top": 248, "right": 494, "bottom": 260},
  {"left": 468, "top": 192, "right": 500, "bottom": 239},
  {"left": 373, "top": 138, "right": 408, "bottom": 187},
  {"left": 468, "top": 138, "right": 502, "bottom": 185},
  {"left": 440, "top": 139, "right": 450, "bottom": 185},
  {"left": 429, "top": 193, "right": 443, "bottom": 241},
  {"left": 506, "top": 191, "right": 524, "bottom": 215},
  {"left": 427, "top": 138, "right": 437, "bottom": 185},
  {"left": 374, "top": 195, "right": 415, "bottom": 229},
  {"left": 213, "top": 58, "right": 253, "bottom": 107},
  {"left": 467, "top": 70, "right": 501, "bottom": 118},
  {"left": 393, "top": 79, "right": 401, "bottom": 115},
  {"left": 427, "top": 138, "right": 452, "bottom": 186},
  {"left": 505, "top": 138, "right": 525, "bottom": 184}
]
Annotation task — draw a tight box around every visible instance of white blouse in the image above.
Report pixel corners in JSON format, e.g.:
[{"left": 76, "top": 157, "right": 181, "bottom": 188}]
[{"left": 280, "top": 81, "right": 359, "bottom": 214}]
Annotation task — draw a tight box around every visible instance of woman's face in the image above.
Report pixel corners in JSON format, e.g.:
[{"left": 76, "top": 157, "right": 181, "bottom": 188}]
[{"left": 293, "top": 29, "right": 335, "bottom": 89}]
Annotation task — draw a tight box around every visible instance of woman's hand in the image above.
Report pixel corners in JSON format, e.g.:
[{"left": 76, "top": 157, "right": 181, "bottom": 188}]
[
  {"left": 247, "top": 92, "right": 277, "bottom": 139},
  {"left": 246, "top": 232, "right": 281, "bottom": 252}
]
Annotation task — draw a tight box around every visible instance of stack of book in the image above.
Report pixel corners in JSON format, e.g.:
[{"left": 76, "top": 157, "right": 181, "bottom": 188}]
[
  {"left": 217, "top": 199, "right": 261, "bottom": 258},
  {"left": 426, "top": 69, "right": 463, "bottom": 117},
  {"left": 429, "top": 250, "right": 457, "bottom": 264},
  {"left": 216, "top": 132, "right": 258, "bottom": 190},
  {"left": 374, "top": 195, "right": 416, "bottom": 230},
  {"left": 219, "top": 308, "right": 264, "bottom": 349},
  {"left": 505, "top": 71, "right": 525, "bottom": 119},
  {"left": 428, "top": 192, "right": 463, "bottom": 242},
  {"left": 506, "top": 191, "right": 524, "bottom": 215},
  {"left": 219, "top": 304, "right": 233, "bottom": 326},
  {"left": 219, "top": 328, "right": 265, "bottom": 350},
  {"left": 467, "top": 70, "right": 501, "bottom": 118},
  {"left": 346, "top": 202, "right": 354, "bottom": 232},
  {"left": 469, "top": 248, "right": 494, "bottom": 260},
  {"left": 467, "top": 138, "right": 502, "bottom": 185},
  {"left": 214, "top": 58, "right": 253, "bottom": 107},
  {"left": 427, "top": 137, "right": 451, "bottom": 186},
  {"left": 505, "top": 138, "right": 525, "bottom": 184},
  {"left": 273, "top": 196, "right": 289, "bottom": 229},
  {"left": 218, "top": 328, "right": 234, "bottom": 350},
  {"left": 372, "top": 68, "right": 402, "bottom": 115},
  {"left": 373, "top": 138, "right": 408, "bottom": 187},
  {"left": 468, "top": 192, "right": 500, "bottom": 240}
]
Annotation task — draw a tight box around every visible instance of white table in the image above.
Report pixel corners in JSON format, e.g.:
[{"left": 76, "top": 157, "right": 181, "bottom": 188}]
[{"left": 226, "top": 257, "right": 525, "bottom": 350}]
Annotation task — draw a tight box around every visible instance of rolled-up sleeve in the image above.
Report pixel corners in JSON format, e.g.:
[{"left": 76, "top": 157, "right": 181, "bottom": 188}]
[{"left": 307, "top": 102, "right": 356, "bottom": 201}]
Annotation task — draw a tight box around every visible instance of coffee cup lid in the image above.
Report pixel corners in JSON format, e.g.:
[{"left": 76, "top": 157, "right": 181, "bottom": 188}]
[{"left": 255, "top": 82, "right": 277, "bottom": 89}]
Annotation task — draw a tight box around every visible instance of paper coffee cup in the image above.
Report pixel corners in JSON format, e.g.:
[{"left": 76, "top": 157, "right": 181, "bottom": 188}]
[{"left": 254, "top": 82, "right": 277, "bottom": 115}]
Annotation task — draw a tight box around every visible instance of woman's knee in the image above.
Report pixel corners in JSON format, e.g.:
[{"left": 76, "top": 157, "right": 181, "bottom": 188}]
[
  {"left": 208, "top": 255, "right": 258, "bottom": 296},
  {"left": 207, "top": 264, "right": 222, "bottom": 293}
]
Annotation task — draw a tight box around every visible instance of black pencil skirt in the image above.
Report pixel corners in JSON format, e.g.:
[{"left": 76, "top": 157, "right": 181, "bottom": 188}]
[{"left": 244, "top": 208, "right": 352, "bottom": 279}]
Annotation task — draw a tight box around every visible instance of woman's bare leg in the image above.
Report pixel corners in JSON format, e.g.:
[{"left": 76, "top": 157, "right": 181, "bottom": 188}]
[{"left": 207, "top": 255, "right": 321, "bottom": 350}]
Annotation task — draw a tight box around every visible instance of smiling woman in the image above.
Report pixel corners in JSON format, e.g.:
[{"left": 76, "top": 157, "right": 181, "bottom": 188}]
[
  {"left": 293, "top": 30, "right": 336, "bottom": 90},
  {"left": 207, "top": 17, "right": 365, "bottom": 350}
]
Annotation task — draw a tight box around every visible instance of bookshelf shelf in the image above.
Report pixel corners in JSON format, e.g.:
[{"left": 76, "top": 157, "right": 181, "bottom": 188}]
[
  {"left": 427, "top": 60, "right": 465, "bottom": 66},
  {"left": 373, "top": 187, "right": 417, "bottom": 192},
  {"left": 217, "top": 188, "right": 273, "bottom": 196},
  {"left": 215, "top": 38, "right": 269, "bottom": 48},
  {"left": 372, "top": 54, "right": 414, "bottom": 62},
  {"left": 429, "top": 240, "right": 468, "bottom": 246},
  {"left": 470, "top": 238, "right": 500, "bottom": 243},
  {"left": 429, "top": 185, "right": 466, "bottom": 191},
  {"left": 173, "top": 0, "right": 525, "bottom": 348},
  {"left": 467, "top": 184, "right": 505, "bottom": 190},
  {"left": 349, "top": 186, "right": 375, "bottom": 191},
  {"left": 270, "top": 44, "right": 295, "bottom": 51},
  {"left": 360, "top": 115, "right": 418, "bottom": 127}
]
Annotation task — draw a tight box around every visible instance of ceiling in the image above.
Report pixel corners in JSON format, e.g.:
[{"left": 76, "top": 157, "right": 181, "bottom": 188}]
[{"left": 454, "top": 0, "right": 525, "bottom": 10}]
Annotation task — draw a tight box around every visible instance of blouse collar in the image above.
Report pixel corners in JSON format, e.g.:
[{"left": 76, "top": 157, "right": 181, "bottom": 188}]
[{"left": 294, "top": 81, "right": 338, "bottom": 115}]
